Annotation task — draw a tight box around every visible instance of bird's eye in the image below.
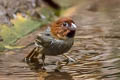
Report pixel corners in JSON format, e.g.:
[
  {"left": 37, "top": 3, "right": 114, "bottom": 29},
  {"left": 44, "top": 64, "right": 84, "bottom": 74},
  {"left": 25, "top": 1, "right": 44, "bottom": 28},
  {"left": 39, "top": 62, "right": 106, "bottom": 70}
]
[{"left": 63, "top": 22, "right": 69, "bottom": 27}]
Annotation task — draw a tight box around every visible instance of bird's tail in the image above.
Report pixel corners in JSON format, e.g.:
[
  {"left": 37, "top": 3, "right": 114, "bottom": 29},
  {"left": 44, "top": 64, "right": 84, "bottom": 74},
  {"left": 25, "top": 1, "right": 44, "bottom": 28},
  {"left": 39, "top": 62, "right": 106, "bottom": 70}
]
[{"left": 24, "top": 46, "right": 43, "bottom": 62}]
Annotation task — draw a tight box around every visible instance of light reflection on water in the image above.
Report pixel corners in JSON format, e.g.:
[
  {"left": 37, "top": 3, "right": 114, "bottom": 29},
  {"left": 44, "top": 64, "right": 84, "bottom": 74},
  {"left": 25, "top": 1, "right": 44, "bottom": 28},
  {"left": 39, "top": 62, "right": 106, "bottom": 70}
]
[{"left": 1, "top": 0, "right": 120, "bottom": 80}]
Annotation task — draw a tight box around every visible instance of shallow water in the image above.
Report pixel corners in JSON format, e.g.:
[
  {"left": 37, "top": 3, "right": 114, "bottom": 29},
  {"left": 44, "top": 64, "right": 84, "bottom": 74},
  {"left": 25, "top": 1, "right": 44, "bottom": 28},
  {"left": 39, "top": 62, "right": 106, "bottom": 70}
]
[{"left": 0, "top": 0, "right": 120, "bottom": 80}]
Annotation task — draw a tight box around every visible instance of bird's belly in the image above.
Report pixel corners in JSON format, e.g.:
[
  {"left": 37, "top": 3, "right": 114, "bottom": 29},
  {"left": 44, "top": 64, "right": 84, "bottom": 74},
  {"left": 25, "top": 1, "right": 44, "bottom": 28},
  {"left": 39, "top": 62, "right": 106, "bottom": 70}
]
[{"left": 42, "top": 43, "right": 72, "bottom": 56}]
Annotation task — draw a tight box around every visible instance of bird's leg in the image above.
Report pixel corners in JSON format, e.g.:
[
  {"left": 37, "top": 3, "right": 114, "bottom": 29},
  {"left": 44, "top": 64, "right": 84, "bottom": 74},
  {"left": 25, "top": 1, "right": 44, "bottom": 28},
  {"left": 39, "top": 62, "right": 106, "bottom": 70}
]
[
  {"left": 55, "top": 60, "right": 63, "bottom": 72},
  {"left": 63, "top": 54, "right": 76, "bottom": 65},
  {"left": 24, "top": 47, "right": 39, "bottom": 63},
  {"left": 41, "top": 53, "right": 46, "bottom": 70}
]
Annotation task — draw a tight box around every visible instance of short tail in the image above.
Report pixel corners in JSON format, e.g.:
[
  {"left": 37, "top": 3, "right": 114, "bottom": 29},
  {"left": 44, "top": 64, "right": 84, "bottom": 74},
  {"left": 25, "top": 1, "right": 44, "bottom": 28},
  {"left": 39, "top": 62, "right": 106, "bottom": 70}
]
[{"left": 25, "top": 46, "right": 43, "bottom": 62}]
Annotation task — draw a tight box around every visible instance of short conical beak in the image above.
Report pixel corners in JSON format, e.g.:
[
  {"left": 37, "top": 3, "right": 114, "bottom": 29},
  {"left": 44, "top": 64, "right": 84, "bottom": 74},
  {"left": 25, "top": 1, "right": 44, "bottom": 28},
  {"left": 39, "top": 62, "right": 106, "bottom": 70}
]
[{"left": 71, "top": 23, "right": 77, "bottom": 30}]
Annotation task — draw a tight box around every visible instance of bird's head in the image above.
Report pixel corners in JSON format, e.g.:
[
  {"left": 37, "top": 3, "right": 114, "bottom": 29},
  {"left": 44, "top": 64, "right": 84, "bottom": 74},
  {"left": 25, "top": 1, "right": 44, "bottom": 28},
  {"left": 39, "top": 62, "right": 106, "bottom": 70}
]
[{"left": 51, "top": 17, "right": 77, "bottom": 40}]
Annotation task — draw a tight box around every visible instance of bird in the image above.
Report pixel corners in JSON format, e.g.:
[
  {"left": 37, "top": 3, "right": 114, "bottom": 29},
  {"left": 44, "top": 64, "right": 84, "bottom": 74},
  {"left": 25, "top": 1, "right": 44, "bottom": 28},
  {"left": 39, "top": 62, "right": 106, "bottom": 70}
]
[{"left": 25, "top": 17, "right": 77, "bottom": 70}]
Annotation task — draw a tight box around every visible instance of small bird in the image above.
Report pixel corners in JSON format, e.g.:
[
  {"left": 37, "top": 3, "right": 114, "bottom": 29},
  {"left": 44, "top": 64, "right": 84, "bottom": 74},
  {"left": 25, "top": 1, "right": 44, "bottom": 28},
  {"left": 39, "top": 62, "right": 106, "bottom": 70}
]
[{"left": 25, "top": 17, "right": 77, "bottom": 69}]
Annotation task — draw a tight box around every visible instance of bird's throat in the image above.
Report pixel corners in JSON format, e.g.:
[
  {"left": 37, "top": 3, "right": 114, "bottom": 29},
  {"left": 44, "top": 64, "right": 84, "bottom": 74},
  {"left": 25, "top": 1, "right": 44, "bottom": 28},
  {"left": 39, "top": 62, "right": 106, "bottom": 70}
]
[{"left": 66, "top": 30, "right": 75, "bottom": 38}]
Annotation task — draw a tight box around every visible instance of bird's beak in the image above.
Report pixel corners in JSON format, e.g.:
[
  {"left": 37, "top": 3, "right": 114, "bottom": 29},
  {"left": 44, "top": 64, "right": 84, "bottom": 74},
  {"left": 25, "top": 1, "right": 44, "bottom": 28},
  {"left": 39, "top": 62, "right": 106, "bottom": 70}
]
[{"left": 71, "top": 23, "right": 77, "bottom": 30}]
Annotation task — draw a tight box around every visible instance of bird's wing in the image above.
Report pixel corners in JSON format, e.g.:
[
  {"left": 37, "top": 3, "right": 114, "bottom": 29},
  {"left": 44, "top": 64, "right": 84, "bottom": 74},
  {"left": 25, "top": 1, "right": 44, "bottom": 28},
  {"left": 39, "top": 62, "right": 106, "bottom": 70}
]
[{"left": 35, "top": 27, "right": 54, "bottom": 47}]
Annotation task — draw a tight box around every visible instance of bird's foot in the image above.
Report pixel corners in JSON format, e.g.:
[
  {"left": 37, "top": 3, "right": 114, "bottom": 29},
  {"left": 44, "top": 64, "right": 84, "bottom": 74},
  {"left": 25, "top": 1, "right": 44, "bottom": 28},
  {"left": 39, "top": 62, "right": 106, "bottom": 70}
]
[
  {"left": 63, "top": 54, "right": 76, "bottom": 65},
  {"left": 54, "top": 61, "right": 63, "bottom": 72}
]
